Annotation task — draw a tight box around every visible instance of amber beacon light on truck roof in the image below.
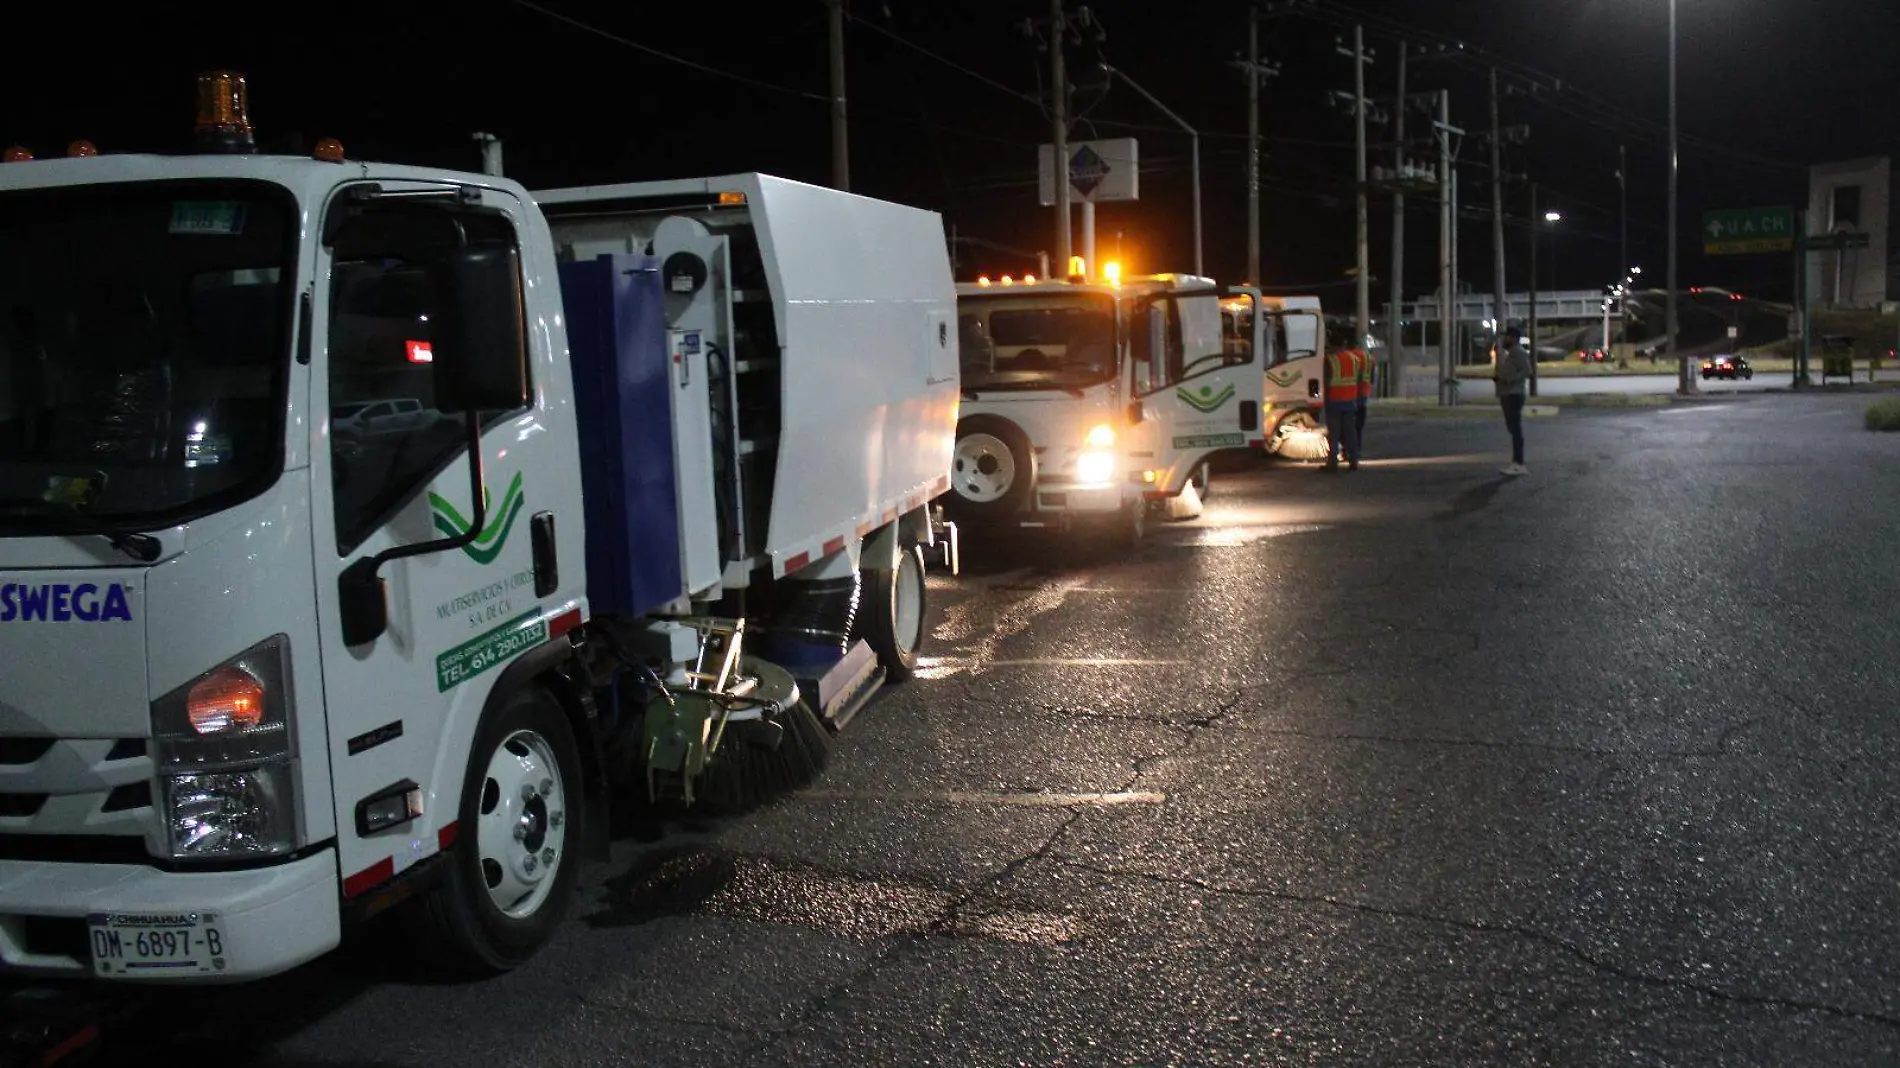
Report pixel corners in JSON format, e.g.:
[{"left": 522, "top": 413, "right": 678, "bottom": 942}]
[{"left": 5, "top": 71, "right": 350, "bottom": 164}]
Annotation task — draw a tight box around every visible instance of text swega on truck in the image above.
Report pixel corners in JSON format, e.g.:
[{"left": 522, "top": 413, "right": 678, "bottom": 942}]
[{"left": 0, "top": 74, "right": 959, "bottom": 983}]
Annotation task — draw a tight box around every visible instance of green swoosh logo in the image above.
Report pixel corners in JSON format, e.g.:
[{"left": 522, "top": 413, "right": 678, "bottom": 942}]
[
  {"left": 1264, "top": 367, "right": 1304, "bottom": 387},
  {"left": 1177, "top": 383, "right": 1236, "bottom": 413},
  {"left": 430, "top": 472, "right": 526, "bottom": 565}
]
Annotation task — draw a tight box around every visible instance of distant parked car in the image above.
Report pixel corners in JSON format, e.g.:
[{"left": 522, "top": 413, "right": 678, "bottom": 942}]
[
  {"left": 1700, "top": 354, "right": 1753, "bottom": 381},
  {"left": 1576, "top": 347, "right": 1609, "bottom": 363}
]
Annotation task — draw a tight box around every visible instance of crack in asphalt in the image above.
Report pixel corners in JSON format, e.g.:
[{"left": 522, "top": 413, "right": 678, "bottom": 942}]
[
  {"left": 1219, "top": 706, "right": 1770, "bottom": 764},
  {"left": 742, "top": 687, "right": 1245, "bottom": 1060},
  {"left": 1050, "top": 860, "right": 1900, "bottom": 1032}
]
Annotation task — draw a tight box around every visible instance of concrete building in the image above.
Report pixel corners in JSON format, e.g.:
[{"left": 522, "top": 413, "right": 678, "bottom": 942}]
[{"left": 1806, "top": 156, "right": 1897, "bottom": 309}]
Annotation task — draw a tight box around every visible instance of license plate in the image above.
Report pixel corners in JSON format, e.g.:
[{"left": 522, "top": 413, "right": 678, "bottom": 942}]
[{"left": 87, "top": 912, "right": 228, "bottom": 976}]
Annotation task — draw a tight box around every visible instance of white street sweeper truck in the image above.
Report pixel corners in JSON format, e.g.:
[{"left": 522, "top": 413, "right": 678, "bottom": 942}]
[{"left": 0, "top": 72, "right": 958, "bottom": 989}]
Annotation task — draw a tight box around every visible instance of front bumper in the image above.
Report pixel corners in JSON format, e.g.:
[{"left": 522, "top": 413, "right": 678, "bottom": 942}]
[
  {"left": 1027, "top": 481, "right": 1125, "bottom": 518},
  {"left": 0, "top": 847, "right": 339, "bottom": 982}
]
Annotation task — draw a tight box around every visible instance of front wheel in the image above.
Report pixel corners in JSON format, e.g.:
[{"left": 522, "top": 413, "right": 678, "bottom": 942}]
[
  {"left": 407, "top": 686, "right": 584, "bottom": 977},
  {"left": 860, "top": 542, "right": 928, "bottom": 682}
]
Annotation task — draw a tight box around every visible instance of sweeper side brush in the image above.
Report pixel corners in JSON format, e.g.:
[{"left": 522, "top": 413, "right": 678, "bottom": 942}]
[
  {"left": 693, "top": 697, "right": 834, "bottom": 815},
  {"left": 1270, "top": 410, "right": 1333, "bottom": 462}
]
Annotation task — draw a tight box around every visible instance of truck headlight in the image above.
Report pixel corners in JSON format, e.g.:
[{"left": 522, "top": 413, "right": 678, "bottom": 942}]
[
  {"left": 1076, "top": 450, "right": 1116, "bottom": 486},
  {"left": 1084, "top": 423, "right": 1116, "bottom": 449},
  {"left": 150, "top": 635, "right": 299, "bottom": 860}
]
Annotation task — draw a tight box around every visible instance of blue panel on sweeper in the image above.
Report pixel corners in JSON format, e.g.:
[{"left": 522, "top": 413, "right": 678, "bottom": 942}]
[{"left": 557, "top": 253, "right": 684, "bottom": 618}]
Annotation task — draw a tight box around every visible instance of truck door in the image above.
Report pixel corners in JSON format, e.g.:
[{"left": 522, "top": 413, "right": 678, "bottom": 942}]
[
  {"left": 1131, "top": 288, "right": 1262, "bottom": 496},
  {"left": 310, "top": 182, "right": 583, "bottom": 905}
]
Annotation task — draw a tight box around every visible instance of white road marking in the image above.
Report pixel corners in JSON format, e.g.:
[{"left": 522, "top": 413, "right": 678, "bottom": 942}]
[{"left": 799, "top": 789, "right": 1167, "bottom": 807}]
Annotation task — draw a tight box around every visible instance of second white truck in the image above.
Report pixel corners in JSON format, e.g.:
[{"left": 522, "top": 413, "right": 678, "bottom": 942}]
[{"left": 946, "top": 271, "right": 1266, "bottom": 542}]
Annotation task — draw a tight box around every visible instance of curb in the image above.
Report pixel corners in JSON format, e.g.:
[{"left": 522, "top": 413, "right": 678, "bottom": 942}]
[{"left": 1369, "top": 401, "right": 1558, "bottom": 418}]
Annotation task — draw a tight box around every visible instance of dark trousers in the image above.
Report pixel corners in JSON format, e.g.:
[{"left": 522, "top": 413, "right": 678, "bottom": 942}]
[
  {"left": 1355, "top": 399, "right": 1368, "bottom": 446},
  {"left": 1500, "top": 393, "right": 1526, "bottom": 464},
  {"left": 1326, "top": 401, "right": 1361, "bottom": 464}
]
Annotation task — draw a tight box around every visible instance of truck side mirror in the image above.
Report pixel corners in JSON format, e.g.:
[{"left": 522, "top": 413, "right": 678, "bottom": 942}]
[{"left": 431, "top": 243, "right": 530, "bottom": 413}]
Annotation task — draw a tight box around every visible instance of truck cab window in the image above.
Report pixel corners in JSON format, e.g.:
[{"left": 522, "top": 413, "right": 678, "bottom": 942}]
[{"left": 326, "top": 207, "right": 524, "bottom": 553}]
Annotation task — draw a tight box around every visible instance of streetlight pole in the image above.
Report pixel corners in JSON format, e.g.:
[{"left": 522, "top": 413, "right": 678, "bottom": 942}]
[
  {"left": 1051, "top": 0, "right": 1071, "bottom": 273},
  {"left": 1618, "top": 142, "right": 1628, "bottom": 357},
  {"left": 1105, "top": 63, "right": 1204, "bottom": 275},
  {"left": 1668, "top": 0, "right": 1694, "bottom": 393}
]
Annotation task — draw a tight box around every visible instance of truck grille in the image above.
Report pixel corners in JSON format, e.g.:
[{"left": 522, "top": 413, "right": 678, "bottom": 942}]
[{"left": 0, "top": 735, "right": 155, "bottom": 860}]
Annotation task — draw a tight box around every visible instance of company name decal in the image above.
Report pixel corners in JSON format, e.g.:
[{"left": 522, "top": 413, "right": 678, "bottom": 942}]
[{"left": 1, "top": 583, "right": 134, "bottom": 623}]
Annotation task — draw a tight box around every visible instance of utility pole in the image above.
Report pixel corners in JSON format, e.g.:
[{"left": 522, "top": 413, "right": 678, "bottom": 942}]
[
  {"left": 1437, "top": 89, "right": 1456, "bottom": 406},
  {"left": 1051, "top": 0, "right": 1072, "bottom": 271},
  {"left": 1451, "top": 168, "right": 1460, "bottom": 374},
  {"left": 1529, "top": 181, "right": 1540, "bottom": 396},
  {"left": 826, "top": 0, "right": 849, "bottom": 191},
  {"left": 1386, "top": 41, "right": 1406, "bottom": 398},
  {"left": 1668, "top": 0, "right": 1693, "bottom": 394},
  {"left": 1232, "top": 7, "right": 1280, "bottom": 285},
  {"left": 1352, "top": 26, "right": 1372, "bottom": 349},
  {"left": 1488, "top": 67, "right": 1507, "bottom": 358},
  {"left": 1246, "top": 8, "right": 1261, "bottom": 283}
]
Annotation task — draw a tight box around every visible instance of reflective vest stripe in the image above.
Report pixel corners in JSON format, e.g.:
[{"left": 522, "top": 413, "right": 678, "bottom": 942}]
[{"left": 1356, "top": 349, "right": 1374, "bottom": 400}]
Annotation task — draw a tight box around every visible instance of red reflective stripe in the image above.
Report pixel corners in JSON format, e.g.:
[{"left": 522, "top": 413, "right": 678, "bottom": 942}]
[
  {"left": 343, "top": 857, "right": 395, "bottom": 899},
  {"left": 438, "top": 821, "right": 459, "bottom": 851},
  {"left": 38, "top": 1023, "right": 99, "bottom": 1066},
  {"left": 548, "top": 608, "right": 582, "bottom": 639},
  {"left": 823, "top": 536, "right": 846, "bottom": 556},
  {"left": 785, "top": 551, "right": 811, "bottom": 573}
]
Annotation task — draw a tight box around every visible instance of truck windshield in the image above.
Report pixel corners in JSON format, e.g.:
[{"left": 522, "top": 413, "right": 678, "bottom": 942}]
[
  {"left": 958, "top": 292, "right": 1119, "bottom": 392},
  {"left": 0, "top": 181, "right": 294, "bottom": 535}
]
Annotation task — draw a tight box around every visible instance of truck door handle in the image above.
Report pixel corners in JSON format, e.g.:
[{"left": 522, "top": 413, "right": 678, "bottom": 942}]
[{"left": 532, "top": 511, "right": 558, "bottom": 597}]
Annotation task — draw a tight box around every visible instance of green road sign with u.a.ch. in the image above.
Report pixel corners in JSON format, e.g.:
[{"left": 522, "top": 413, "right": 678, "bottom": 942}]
[{"left": 1703, "top": 207, "right": 1795, "bottom": 254}]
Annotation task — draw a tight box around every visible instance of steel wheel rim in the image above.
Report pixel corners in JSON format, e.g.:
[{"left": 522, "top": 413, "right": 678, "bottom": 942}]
[
  {"left": 475, "top": 728, "right": 568, "bottom": 919},
  {"left": 894, "top": 547, "right": 926, "bottom": 655},
  {"left": 954, "top": 432, "right": 1017, "bottom": 503}
]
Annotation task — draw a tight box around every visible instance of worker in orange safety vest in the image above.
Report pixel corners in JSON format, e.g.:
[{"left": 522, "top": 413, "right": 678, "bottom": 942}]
[{"left": 1323, "top": 346, "right": 1363, "bottom": 471}]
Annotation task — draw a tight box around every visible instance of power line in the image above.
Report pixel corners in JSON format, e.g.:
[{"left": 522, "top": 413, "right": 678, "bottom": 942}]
[
  {"left": 515, "top": 1, "right": 832, "bottom": 104},
  {"left": 1283, "top": 0, "right": 1807, "bottom": 175},
  {"left": 847, "top": 13, "right": 1044, "bottom": 107}
]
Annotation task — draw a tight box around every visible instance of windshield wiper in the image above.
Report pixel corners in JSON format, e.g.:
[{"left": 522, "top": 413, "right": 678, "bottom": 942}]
[
  {"left": 0, "top": 502, "right": 163, "bottom": 561},
  {"left": 105, "top": 533, "right": 162, "bottom": 562}
]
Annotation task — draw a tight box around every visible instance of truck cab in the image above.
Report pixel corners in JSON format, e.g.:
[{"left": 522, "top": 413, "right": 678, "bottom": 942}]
[
  {"left": 948, "top": 273, "right": 1262, "bottom": 541},
  {"left": 1252, "top": 294, "right": 1331, "bottom": 455}
]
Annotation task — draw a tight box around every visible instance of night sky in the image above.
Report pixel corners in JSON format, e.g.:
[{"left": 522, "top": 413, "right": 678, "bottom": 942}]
[{"left": 5, "top": 1, "right": 1895, "bottom": 303}]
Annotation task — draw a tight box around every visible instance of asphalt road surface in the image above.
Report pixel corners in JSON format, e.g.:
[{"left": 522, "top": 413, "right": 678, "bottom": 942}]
[{"left": 56, "top": 392, "right": 1900, "bottom": 1067}]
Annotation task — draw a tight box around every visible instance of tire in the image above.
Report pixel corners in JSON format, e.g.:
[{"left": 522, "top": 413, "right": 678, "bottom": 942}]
[
  {"left": 408, "top": 686, "right": 584, "bottom": 977},
  {"left": 1189, "top": 461, "right": 1211, "bottom": 500},
  {"left": 948, "top": 414, "right": 1035, "bottom": 522},
  {"left": 860, "top": 542, "right": 928, "bottom": 682}
]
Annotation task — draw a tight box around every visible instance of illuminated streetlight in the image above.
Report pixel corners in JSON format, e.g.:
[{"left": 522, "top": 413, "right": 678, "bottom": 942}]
[{"left": 1544, "top": 210, "right": 1562, "bottom": 223}]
